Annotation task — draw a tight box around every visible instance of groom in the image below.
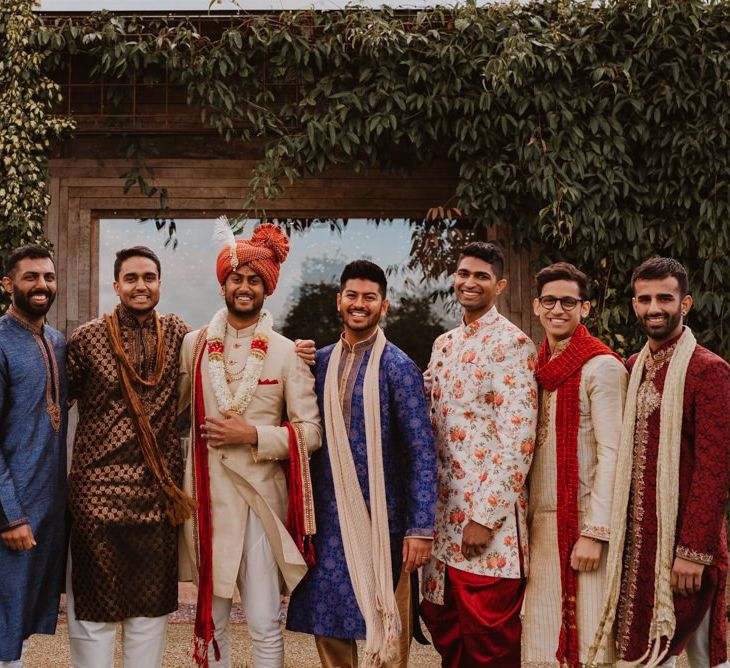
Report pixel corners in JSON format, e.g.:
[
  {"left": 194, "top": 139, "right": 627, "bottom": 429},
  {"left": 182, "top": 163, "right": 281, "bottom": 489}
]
[{"left": 178, "top": 220, "right": 322, "bottom": 668}]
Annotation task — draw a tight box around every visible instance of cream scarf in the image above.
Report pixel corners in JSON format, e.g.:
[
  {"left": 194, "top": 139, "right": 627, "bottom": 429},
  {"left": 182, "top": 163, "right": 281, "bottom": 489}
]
[
  {"left": 589, "top": 328, "right": 696, "bottom": 667},
  {"left": 323, "top": 328, "right": 400, "bottom": 667}
]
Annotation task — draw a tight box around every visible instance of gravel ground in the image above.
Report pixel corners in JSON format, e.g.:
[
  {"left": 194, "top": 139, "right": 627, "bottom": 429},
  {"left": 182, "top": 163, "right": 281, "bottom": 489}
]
[
  {"left": 22, "top": 623, "right": 698, "bottom": 668},
  {"left": 21, "top": 587, "right": 695, "bottom": 667},
  {"left": 24, "top": 623, "right": 443, "bottom": 667}
]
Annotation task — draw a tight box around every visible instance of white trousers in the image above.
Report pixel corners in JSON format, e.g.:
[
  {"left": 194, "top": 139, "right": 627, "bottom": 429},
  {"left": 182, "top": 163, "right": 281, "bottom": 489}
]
[
  {"left": 659, "top": 606, "right": 730, "bottom": 668},
  {"left": 66, "top": 557, "right": 169, "bottom": 668},
  {"left": 0, "top": 643, "right": 25, "bottom": 668},
  {"left": 208, "top": 508, "right": 283, "bottom": 668}
]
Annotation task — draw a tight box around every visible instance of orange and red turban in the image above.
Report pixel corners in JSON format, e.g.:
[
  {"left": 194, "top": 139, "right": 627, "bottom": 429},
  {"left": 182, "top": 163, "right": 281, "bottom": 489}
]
[{"left": 215, "top": 223, "right": 289, "bottom": 295}]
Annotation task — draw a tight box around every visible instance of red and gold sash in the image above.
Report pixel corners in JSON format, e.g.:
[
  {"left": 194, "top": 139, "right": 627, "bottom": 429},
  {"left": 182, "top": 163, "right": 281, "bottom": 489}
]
[
  {"left": 535, "top": 324, "right": 621, "bottom": 667},
  {"left": 189, "top": 328, "right": 316, "bottom": 667}
]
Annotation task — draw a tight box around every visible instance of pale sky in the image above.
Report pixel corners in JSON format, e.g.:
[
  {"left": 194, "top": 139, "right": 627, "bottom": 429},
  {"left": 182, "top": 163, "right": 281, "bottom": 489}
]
[{"left": 98, "top": 218, "right": 455, "bottom": 330}]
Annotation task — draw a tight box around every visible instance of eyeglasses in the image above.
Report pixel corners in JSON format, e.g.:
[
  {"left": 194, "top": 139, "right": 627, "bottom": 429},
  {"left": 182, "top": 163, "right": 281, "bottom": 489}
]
[{"left": 537, "top": 296, "right": 584, "bottom": 311}]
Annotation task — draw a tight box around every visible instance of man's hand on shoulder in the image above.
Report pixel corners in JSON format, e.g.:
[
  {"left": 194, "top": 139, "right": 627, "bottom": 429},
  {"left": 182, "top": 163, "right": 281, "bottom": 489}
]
[
  {"left": 294, "top": 339, "right": 316, "bottom": 367},
  {"left": 461, "top": 520, "right": 492, "bottom": 560},
  {"left": 671, "top": 556, "right": 704, "bottom": 596},
  {"left": 403, "top": 537, "right": 433, "bottom": 573},
  {"left": 571, "top": 536, "right": 603, "bottom": 572},
  {"left": 1, "top": 524, "right": 36, "bottom": 551},
  {"left": 203, "top": 411, "right": 258, "bottom": 447}
]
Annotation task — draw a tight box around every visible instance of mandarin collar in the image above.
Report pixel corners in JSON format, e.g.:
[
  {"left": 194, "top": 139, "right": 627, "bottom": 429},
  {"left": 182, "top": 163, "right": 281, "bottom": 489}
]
[
  {"left": 461, "top": 305, "right": 499, "bottom": 337},
  {"left": 6, "top": 305, "right": 45, "bottom": 336},
  {"left": 116, "top": 303, "right": 156, "bottom": 330},
  {"left": 340, "top": 328, "right": 379, "bottom": 354},
  {"left": 225, "top": 321, "right": 257, "bottom": 339},
  {"left": 649, "top": 327, "right": 684, "bottom": 357},
  {"left": 550, "top": 336, "right": 572, "bottom": 359}
]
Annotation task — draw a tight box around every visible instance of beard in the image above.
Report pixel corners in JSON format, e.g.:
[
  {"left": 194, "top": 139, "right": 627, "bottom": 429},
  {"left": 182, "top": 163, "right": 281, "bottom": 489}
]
[
  {"left": 637, "top": 309, "right": 683, "bottom": 341},
  {"left": 13, "top": 287, "right": 56, "bottom": 318},
  {"left": 225, "top": 292, "right": 263, "bottom": 319}
]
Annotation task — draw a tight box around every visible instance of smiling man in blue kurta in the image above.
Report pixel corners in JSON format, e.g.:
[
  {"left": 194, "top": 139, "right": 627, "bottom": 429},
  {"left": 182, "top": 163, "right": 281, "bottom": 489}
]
[
  {"left": 0, "top": 245, "right": 67, "bottom": 668},
  {"left": 286, "top": 260, "right": 437, "bottom": 668}
]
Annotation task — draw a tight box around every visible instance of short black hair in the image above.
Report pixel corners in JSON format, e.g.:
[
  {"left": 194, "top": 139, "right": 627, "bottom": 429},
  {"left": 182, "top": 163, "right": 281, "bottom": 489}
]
[
  {"left": 457, "top": 242, "right": 505, "bottom": 280},
  {"left": 339, "top": 260, "right": 387, "bottom": 298},
  {"left": 3, "top": 244, "right": 54, "bottom": 278},
  {"left": 114, "top": 246, "right": 161, "bottom": 281},
  {"left": 631, "top": 257, "right": 689, "bottom": 297},
  {"left": 535, "top": 262, "right": 590, "bottom": 301}
]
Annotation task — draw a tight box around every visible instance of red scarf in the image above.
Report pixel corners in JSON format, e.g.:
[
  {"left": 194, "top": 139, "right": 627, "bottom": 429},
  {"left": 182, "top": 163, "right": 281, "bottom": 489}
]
[
  {"left": 535, "top": 324, "right": 621, "bottom": 667},
  {"left": 190, "top": 333, "right": 316, "bottom": 667}
]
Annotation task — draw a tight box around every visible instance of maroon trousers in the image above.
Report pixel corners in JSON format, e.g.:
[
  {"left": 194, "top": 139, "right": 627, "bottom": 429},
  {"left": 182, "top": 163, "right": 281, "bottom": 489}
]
[{"left": 420, "top": 565, "right": 525, "bottom": 668}]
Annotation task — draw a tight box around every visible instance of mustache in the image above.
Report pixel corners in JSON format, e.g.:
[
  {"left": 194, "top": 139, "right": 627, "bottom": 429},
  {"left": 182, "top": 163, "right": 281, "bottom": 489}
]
[{"left": 29, "top": 289, "right": 52, "bottom": 297}]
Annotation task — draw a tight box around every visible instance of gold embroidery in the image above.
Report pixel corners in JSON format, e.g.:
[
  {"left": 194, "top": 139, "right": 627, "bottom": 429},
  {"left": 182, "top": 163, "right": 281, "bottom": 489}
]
[
  {"left": 617, "top": 344, "right": 675, "bottom": 654},
  {"left": 676, "top": 545, "right": 713, "bottom": 566},
  {"left": 581, "top": 524, "right": 610, "bottom": 541}
]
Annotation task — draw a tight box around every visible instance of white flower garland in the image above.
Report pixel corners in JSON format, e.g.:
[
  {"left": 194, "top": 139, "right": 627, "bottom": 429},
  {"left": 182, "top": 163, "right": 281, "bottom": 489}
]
[{"left": 206, "top": 307, "right": 272, "bottom": 414}]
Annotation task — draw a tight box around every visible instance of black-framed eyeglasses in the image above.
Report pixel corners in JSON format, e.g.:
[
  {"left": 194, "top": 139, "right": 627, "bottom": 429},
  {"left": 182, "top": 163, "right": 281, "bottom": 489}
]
[{"left": 537, "top": 295, "right": 584, "bottom": 311}]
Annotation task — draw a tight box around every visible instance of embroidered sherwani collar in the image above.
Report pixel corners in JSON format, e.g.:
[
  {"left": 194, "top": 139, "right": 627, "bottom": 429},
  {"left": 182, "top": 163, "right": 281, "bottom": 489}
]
[
  {"left": 461, "top": 305, "right": 499, "bottom": 337},
  {"left": 340, "top": 328, "right": 379, "bottom": 354},
  {"left": 645, "top": 328, "right": 683, "bottom": 371}
]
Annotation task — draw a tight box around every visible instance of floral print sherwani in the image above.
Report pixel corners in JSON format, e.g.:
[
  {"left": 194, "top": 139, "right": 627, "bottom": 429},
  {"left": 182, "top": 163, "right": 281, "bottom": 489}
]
[{"left": 422, "top": 306, "right": 538, "bottom": 605}]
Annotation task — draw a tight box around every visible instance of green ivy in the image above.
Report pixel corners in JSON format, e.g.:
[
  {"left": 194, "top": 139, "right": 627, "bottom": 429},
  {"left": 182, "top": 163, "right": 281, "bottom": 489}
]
[
  {"left": 0, "top": 0, "right": 74, "bottom": 309},
  {"left": 8, "top": 0, "right": 730, "bottom": 358}
]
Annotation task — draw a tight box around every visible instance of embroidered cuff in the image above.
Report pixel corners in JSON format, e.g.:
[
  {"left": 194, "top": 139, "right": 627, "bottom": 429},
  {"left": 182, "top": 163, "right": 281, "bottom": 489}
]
[
  {"left": 0, "top": 517, "right": 30, "bottom": 533},
  {"left": 581, "top": 523, "right": 610, "bottom": 541},
  {"left": 676, "top": 545, "right": 714, "bottom": 566},
  {"left": 405, "top": 528, "right": 434, "bottom": 539}
]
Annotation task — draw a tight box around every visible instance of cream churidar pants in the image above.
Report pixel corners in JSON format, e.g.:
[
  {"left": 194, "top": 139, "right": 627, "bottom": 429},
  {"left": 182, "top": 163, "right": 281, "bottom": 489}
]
[
  {"left": 208, "top": 508, "right": 283, "bottom": 668},
  {"left": 658, "top": 606, "right": 730, "bottom": 668},
  {"left": 66, "top": 553, "right": 169, "bottom": 668}
]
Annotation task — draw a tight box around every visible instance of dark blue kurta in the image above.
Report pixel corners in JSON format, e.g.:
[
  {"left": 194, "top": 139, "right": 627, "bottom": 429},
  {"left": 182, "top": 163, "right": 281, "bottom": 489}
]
[
  {"left": 286, "top": 337, "right": 436, "bottom": 640},
  {"left": 0, "top": 314, "right": 67, "bottom": 661}
]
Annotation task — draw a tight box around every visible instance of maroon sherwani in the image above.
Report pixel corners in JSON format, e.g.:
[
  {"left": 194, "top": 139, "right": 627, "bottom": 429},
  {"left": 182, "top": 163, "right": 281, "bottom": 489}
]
[{"left": 616, "top": 333, "right": 730, "bottom": 665}]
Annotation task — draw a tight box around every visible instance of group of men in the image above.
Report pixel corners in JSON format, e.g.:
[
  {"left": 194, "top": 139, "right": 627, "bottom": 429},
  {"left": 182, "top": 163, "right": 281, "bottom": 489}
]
[{"left": 0, "top": 223, "right": 728, "bottom": 668}]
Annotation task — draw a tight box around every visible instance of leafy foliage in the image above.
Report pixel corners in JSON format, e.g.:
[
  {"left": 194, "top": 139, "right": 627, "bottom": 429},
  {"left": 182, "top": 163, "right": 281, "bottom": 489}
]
[
  {"left": 7, "top": 1, "right": 730, "bottom": 357},
  {"left": 0, "top": 0, "right": 74, "bottom": 309},
  {"left": 280, "top": 281, "right": 446, "bottom": 368}
]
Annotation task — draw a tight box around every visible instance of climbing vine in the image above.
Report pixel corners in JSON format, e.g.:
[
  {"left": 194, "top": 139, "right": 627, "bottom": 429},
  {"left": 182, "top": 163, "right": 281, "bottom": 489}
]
[
  {"left": 0, "top": 0, "right": 74, "bottom": 308},
  {"left": 4, "top": 0, "right": 730, "bottom": 357}
]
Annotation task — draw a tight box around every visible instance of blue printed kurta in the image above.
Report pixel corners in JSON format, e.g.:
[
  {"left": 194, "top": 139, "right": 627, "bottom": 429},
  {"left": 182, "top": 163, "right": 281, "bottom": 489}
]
[
  {"left": 0, "top": 313, "right": 67, "bottom": 661},
  {"left": 286, "top": 334, "right": 436, "bottom": 640}
]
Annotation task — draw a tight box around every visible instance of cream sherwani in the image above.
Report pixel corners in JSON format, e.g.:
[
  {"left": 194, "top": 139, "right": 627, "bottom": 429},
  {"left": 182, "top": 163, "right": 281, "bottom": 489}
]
[
  {"left": 522, "top": 344, "right": 627, "bottom": 666},
  {"left": 178, "top": 321, "right": 322, "bottom": 598}
]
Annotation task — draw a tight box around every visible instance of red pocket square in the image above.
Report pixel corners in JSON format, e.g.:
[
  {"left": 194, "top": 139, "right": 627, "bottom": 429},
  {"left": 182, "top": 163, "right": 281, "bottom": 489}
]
[{"left": 258, "top": 378, "right": 279, "bottom": 385}]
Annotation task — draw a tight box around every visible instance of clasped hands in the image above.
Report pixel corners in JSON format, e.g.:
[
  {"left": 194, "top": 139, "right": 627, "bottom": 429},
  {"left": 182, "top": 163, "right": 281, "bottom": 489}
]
[{"left": 202, "top": 411, "right": 258, "bottom": 448}]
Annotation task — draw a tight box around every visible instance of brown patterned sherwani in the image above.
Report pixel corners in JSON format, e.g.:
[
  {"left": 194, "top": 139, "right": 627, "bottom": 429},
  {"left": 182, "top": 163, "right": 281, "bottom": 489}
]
[{"left": 66, "top": 305, "right": 189, "bottom": 621}]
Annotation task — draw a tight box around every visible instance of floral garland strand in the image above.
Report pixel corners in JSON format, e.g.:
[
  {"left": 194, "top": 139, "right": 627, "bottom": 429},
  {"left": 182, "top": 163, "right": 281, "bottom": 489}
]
[{"left": 206, "top": 308, "right": 271, "bottom": 414}]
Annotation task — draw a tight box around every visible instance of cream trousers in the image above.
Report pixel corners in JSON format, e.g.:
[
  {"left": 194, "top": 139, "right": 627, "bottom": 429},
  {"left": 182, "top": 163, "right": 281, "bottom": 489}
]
[
  {"left": 66, "top": 554, "right": 168, "bottom": 668},
  {"left": 208, "top": 508, "right": 283, "bottom": 668},
  {"left": 659, "top": 606, "right": 730, "bottom": 668}
]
